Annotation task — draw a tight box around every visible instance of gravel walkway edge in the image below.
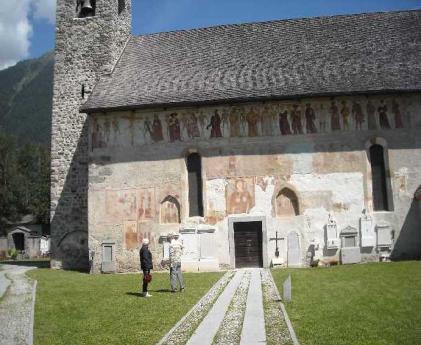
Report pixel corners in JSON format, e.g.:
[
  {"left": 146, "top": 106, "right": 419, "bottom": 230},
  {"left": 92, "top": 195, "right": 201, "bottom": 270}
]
[
  {"left": 157, "top": 270, "right": 234, "bottom": 345},
  {"left": 266, "top": 269, "right": 300, "bottom": 345}
]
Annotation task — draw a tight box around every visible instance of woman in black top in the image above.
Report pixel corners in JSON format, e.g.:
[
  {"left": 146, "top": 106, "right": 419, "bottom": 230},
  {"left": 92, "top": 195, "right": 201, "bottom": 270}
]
[{"left": 139, "top": 238, "right": 153, "bottom": 297}]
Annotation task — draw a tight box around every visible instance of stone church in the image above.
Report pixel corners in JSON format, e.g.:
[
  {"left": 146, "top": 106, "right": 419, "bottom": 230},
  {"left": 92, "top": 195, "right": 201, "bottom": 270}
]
[{"left": 50, "top": 0, "right": 421, "bottom": 273}]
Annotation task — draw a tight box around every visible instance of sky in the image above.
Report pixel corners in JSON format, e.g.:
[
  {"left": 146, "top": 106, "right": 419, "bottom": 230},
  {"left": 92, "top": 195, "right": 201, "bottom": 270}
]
[{"left": 0, "top": 0, "right": 420, "bottom": 70}]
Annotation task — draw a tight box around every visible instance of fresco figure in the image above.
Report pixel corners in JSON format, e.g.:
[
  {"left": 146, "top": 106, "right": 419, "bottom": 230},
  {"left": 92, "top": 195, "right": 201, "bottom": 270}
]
[
  {"left": 305, "top": 103, "right": 317, "bottom": 134},
  {"left": 185, "top": 112, "right": 200, "bottom": 139},
  {"left": 392, "top": 99, "right": 404, "bottom": 129},
  {"left": 151, "top": 114, "right": 164, "bottom": 142},
  {"left": 228, "top": 179, "right": 253, "bottom": 214},
  {"left": 239, "top": 107, "right": 247, "bottom": 136},
  {"left": 167, "top": 113, "right": 181, "bottom": 141},
  {"left": 143, "top": 116, "right": 152, "bottom": 143},
  {"left": 279, "top": 109, "right": 292, "bottom": 135},
  {"left": 221, "top": 108, "right": 230, "bottom": 136},
  {"left": 352, "top": 100, "right": 364, "bottom": 130},
  {"left": 112, "top": 118, "right": 120, "bottom": 144},
  {"left": 104, "top": 117, "right": 111, "bottom": 143},
  {"left": 318, "top": 104, "right": 327, "bottom": 133},
  {"left": 229, "top": 107, "right": 241, "bottom": 137},
  {"left": 340, "top": 100, "right": 350, "bottom": 130},
  {"left": 367, "top": 99, "right": 377, "bottom": 130},
  {"left": 291, "top": 104, "right": 303, "bottom": 135},
  {"left": 378, "top": 100, "right": 391, "bottom": 129},
  {"left": 207, "top": 110, "right": 222, "bottom": 138},
  {"left": 330, "top": 100, "right": 341, "bottom": 131},
  {"left": 246, "top": 106, "right": 260, "bottom": 137},
  {"left": 261, "top": 104, "right": 273, "bottom": 136},
  {"left": 198, "top": 111, "right": 208, "bottom": 136}
]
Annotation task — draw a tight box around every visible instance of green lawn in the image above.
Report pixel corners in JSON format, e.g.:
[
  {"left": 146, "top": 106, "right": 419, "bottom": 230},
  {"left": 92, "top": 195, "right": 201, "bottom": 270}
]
[
  {"left": 27, "top": 269, "right": 223, "bottom": 345},
  {"left": 272, "top": 262, "right": 421, "bottom": 345}
]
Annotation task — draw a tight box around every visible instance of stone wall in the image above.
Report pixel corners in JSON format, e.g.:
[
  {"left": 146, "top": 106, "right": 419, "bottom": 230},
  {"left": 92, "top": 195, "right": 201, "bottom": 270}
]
[
  {"left": 88, "top": 93, "right": 421, "bottom": 272},
  {"left": 51, "top": 0, "right": 131, "bottom": 270}
]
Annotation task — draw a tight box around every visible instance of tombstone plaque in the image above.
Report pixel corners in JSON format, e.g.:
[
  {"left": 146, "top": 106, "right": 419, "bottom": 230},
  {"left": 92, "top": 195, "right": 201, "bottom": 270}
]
[
  {"left": 360, "top": 209, "right": 375, "bottom": 247},
  {"left": 287, "top": 231, "right": 300, "bottom": 266},
  {"left": 283, "top": 275, "right": 292, "bottom": 302}
]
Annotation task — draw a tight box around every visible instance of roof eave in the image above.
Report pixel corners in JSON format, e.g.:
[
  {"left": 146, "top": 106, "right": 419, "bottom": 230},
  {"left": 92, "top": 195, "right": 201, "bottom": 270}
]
[{"left": 79, "top": 88, "right": 421, "bottom": 114}]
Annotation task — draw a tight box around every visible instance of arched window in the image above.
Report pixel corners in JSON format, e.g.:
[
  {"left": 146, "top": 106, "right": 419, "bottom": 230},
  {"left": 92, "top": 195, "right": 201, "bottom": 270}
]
[
  {"left": 370, "top": 144, "right": 389, "bottom": 211},
  {"left": 118, "top": 0, "right": 125, "bottom": 14},
  {"left": 160, "top": 196, "right": 181, "bottom": 224},
  {"left": 276, "top": 188, "right": 299, "bottom": 217},
  {"left": 187, "top": 153, "right": 203, "bottom": 217}
]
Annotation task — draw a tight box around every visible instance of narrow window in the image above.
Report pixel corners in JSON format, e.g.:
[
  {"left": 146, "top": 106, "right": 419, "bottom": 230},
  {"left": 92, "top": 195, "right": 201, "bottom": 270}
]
[
  {"left": 118, "top": 0, "right": 125, "bottom": 14},
  {"left": 370, "top": 144, "right": 389, "bottom": 211},
  {"left": 187, "top": 153, "right": 203, "bottom": 217}
]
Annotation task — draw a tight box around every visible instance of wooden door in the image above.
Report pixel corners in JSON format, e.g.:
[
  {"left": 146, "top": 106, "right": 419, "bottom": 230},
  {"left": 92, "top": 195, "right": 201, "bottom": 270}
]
[{"left": 234, "top": 221, "right": 263, "bottom": 268}]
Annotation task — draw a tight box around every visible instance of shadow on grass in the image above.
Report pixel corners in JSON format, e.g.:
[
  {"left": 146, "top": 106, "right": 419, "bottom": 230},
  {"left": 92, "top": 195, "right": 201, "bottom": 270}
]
[{"left": 125, "top": 289, "right": 176, "bottom": 297}]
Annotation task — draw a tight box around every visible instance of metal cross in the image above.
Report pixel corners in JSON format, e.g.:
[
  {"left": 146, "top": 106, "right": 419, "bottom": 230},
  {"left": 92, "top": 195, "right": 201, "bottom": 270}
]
[{"left": 270, "top": 231, "right": 283, "bottom": 258}]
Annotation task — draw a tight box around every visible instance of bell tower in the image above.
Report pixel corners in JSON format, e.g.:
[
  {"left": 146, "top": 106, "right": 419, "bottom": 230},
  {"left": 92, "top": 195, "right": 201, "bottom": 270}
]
[{"left": 50, "top": 0, "right": 132, "bottom": 270}]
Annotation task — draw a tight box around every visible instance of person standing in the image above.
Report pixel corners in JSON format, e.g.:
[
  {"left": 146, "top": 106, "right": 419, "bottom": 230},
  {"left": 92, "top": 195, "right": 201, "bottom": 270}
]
[
  {"left": 169, "top": 233, "right": 185, "bottom": 292},
  {"left": 139, "top": 238, "right": 153, "bottom": 297}
]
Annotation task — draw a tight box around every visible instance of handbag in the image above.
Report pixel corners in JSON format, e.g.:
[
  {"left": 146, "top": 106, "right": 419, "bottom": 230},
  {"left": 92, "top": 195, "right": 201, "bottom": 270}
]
[{"left": 143, "top": 273, "right": 152, "bottom": 283}]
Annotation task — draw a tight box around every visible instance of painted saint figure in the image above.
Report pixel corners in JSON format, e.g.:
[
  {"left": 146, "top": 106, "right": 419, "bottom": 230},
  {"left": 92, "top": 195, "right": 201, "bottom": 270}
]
[
  {"left": 221, "top": 108, "right": 230, "bottom": 136},
  {"left": 305, "top": 103, "right": 317, "bottom": 134},
  {"left": 352, "top": 100, "right": 364, "bottom": 130},
  {"left": 366, "top": 99, "right": 377, "bottom": 130},
  {"left": 378, "top": 100, "right": 391, "bottom": 129},
  {"left": 279, "top": 109, "right": 292, "bottom": 135},
  {"left": 198, "top": 111, "right": 208, "bottom": 136},
  {"left": 330, "top": 100, "right": 341, "bottom": 131},
  {"left": 229, "top": 107, "right": 241, "bottom": 137},
  {"left": 185, "top": 112, "right": 200, "bottom": 139},
  {"left": 167, "top": 113, "right": 181, "bottom": 142},
  {"left": 207, "top": 110, "right": 222, "bottom": 138},
  {"left": 340, "top": 100, "right": 350, "bottom": 130},
  {"left": 261, "top": 104, "right": 274, "bottom": 136},
  {"left": 392, "top": 99, "right": 404, "bottom": 129},
  {"left": 151, "top": 114, "right": 163, "bottom": 142},
  {"left": 291, "top": 104, "right": 303, "bottom": 135},
  {"left": 229, "top": 179, "right": 253, "bottom": 214},
  {"left": 246, "top": 106, "right": 260, "bottom": 137},
  {"left": 318, "top": 104, "right": 327, "bottom": 133}
]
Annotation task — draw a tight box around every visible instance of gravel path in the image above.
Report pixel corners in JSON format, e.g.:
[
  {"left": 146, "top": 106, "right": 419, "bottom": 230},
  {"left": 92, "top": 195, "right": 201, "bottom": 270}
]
[
  {"left": 261, "top": 269, "right": 293, "bottom": 345},
  {"left": 187, "top": 270, "right": 245, "bottom": 345},
  {"left": 0, "top": 265, "right": 37, "bottom": 345},
  {"left": 158, "top": 270, "right": 234, "bottom": 345},
  {"left": 213, "top": 270, "right": 251, "bottom": 345},
  {"left": 240, "top": 268, "right": 267, "bottom": 344}
]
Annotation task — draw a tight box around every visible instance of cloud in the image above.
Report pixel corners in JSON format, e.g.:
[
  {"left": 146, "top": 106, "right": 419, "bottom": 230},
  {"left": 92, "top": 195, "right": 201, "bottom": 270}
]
[
  {"left": 0, "top": 0, "right": 33, "bottom": 70},
  {"left": 0, "top": 0, "right": 55, "bottom": 70},
  {"left": 33, "top": 0, "right": 56, "bottom": 24}
]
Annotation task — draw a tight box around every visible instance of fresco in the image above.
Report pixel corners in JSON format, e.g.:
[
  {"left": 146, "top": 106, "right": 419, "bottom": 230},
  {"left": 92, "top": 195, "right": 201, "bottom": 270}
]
[
  {"left": 90, "top": 97, "right": 407, "bottom": 150},
  {"left": 160, "top": 196, "right": 181, "bottom": 224},
  {"left": 137, "top": 188, "right": 155, "bottom": 222},
  {"left": 124, "top": 220, "right": 138, "bottom": 250},
  {"left": 226, "top": 177, "right": 255, "bottom": 214},
  {"left": 106, "top": 190, "right": 137, "bottom": 221},
  {"left": 275, "top": 188, "right": 299, "bottom": 218}
]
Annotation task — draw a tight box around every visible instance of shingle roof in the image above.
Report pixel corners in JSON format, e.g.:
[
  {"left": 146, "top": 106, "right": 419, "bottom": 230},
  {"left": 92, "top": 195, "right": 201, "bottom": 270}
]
[{"left": 81, "top": 10, "right": 421, "bottom": 112}]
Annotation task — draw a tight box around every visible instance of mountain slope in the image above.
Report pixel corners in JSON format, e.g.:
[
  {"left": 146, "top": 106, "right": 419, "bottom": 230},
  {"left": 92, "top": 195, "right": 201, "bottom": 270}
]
[{"left": 0, "top": 52, "right": 54, "bottom": 147}]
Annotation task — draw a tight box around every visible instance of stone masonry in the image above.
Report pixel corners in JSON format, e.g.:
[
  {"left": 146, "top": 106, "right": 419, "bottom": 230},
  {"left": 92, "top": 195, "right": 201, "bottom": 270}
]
[{"left": 50, "top": 0, "right": 131, "bottom": 269}]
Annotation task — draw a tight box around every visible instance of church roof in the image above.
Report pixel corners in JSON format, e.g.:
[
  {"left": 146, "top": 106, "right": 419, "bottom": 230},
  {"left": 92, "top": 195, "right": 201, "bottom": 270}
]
[{"left": 81, "top": 9, "right": 421, "bottom": 113}]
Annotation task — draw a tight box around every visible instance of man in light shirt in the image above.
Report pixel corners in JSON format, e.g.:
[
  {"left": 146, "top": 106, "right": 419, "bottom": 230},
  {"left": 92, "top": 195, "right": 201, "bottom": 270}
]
[{"left": 168, "top": 232, "right": 185, "bottom": 292}]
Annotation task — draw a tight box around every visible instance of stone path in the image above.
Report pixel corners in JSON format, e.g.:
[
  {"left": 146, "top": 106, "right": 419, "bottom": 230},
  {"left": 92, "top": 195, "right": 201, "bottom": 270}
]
[
  {"left": 0, "top": 264, "right": 37, "bottom": 345},
  {"left": 159, "top": 268, "right": 294, "bottom": 345},
  {"left": 240, "top": 268, "right": 266, "bottom": 344}
]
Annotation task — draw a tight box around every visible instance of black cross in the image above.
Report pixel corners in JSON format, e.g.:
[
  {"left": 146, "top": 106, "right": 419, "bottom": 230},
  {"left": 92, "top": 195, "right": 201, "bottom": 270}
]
[{"left": 270, "top": 231, "right": 283, "bottom": 258}]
